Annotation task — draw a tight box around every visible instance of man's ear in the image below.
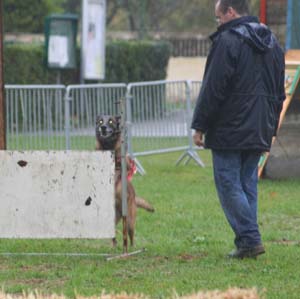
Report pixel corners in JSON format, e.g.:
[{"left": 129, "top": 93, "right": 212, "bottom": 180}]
[{"left": 228, "top": 6, "right": 238, "bottom": 17}]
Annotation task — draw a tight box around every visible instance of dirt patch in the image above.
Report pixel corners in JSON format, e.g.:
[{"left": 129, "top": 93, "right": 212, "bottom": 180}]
[
  {"left": 0, "top": 288, "right": 261, "bottom": 299},
  {"left": 180, "top": 288, "right": 260, "bottom": 299},
  {"left": 178, "top": 252, "right": 208, "bottom": 261},
  {"left": 270, "top": 238, "right": 300, "bottom": 246}
]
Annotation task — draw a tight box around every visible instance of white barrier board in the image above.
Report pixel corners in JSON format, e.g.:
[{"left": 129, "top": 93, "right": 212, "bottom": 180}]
[{"left": 0, "top": 151, "right": 115, "bottom": 239}]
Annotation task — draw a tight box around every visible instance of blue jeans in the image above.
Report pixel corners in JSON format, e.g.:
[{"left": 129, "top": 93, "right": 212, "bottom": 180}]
[{"left": 212, "top": 150, "right": 262, "bottom": 249}]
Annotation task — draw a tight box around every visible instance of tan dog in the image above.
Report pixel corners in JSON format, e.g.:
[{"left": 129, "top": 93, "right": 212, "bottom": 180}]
[{"left": 95, "top": 115, "right": 154, "bottom": 247}]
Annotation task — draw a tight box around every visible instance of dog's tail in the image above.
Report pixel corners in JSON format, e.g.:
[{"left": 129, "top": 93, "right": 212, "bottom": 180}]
[{"left": 136, "top": 197, "right": 155, "bottom": 212}]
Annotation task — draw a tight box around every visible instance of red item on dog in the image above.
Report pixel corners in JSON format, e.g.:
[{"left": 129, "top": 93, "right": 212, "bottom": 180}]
[{"left": 127, "top": 158, "right": 137, "bottom": 181}]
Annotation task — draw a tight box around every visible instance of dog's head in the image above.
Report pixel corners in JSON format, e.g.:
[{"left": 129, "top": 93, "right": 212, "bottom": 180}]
[{"left": 95, "top": 115, "right": 121, "bottom": 150}]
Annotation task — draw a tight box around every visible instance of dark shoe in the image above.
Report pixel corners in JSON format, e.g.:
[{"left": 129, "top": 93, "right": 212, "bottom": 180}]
[{"left": 227, "top": 244, "right": 265, "bottom": 259}]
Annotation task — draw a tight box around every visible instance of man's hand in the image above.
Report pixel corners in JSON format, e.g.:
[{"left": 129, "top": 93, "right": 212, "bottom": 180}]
[{"left": 193, "top": 130, "right": 204, "bottom": 147}]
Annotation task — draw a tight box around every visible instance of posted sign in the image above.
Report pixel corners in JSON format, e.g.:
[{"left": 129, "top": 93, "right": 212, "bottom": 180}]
[
  {"left": 82, "top": 0, "right": 106, "bottom": 80},
  {"left": 45, "top": 14, "right": 78, "bottom": 69}
]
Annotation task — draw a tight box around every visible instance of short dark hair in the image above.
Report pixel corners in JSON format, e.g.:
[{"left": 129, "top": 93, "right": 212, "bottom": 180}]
[{"left": 217, "top": 0, "right": 249, "bottom": 15}]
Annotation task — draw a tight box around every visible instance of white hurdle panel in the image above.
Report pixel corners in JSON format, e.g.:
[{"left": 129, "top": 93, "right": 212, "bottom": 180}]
[{"left": 0, "top": 151, "right": 115, "bottom": 239}]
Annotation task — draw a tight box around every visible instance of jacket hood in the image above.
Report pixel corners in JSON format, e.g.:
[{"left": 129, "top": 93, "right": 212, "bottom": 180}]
[{"left": 211, "top": 16, "right": 275, "bottom": 53}]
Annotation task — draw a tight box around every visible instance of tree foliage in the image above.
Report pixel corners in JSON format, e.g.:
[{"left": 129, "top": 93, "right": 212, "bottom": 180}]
[
  {"left": 3, "top": 0, "right": 63, "bottom": 33},
  {"left": 107, "top": 0, "right": 259, "bottom": 34},
  {"left": 107, "top": 0, "right": 200, "bottom": 33},
  {"left": 3, "top": 0, "right": 260, "bottom": 34}
]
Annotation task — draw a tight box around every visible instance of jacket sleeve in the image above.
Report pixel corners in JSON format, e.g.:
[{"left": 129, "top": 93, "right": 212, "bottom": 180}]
[
  {"left": 273, "top": 57, "right": 286, "bottom": 136},
  {"left": 191, "top": 35, "right": 238, "bottom": 133}
]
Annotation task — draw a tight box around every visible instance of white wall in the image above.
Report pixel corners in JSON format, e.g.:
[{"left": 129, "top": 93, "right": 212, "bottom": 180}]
[
  {"left": 166, "top": 57, "right": 207, "bottom": 81},
  {"left": 0, "top": 151, "right": 115, "bottom": 239}
]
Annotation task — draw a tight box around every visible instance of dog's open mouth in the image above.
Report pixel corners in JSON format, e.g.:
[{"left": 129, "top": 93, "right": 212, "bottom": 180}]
[{"left": 99, "top": 126, "right": 114, "bottom": 138}]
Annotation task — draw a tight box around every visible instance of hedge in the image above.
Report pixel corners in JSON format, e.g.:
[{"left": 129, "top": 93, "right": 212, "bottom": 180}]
[{"left": 3, "top": 40, "right": 171, "bottom": 85}]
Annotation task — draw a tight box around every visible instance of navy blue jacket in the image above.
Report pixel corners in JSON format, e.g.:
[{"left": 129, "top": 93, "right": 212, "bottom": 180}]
[{"left": 191, "top": 16, "right": 285, "bottom": 151}]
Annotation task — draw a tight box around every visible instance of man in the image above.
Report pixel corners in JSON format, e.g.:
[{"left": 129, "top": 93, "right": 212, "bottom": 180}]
[{"left": 191, "top": 0, "right": 285, "bottom": 259}]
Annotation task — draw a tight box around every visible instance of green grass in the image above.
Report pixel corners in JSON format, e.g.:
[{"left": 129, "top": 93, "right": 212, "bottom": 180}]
[
  {"left": 1, "top": 150, "right": 300, "bottom": 298},
  {"left": 6, "top": 136, "right": 189, "bottom": 153}
]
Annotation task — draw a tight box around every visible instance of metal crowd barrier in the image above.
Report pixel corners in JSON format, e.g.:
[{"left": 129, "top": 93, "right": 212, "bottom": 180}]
[
  {"left": 64, "top": 83, "right": 127, "bottom": 150},
  {"left": 190, "top": 80, "right": 202, "bottom": 109},
  {"left": 126, "top": 80, "right": 204, "bottom": 174},
  {"left": 4, "top": 81, "right": 204, "bottom": 173},
  {"left": 5, "top": 85, "right": 66, "bottom": 150}
]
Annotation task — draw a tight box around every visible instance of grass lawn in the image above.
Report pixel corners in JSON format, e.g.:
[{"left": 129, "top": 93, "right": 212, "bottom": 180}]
[
  {"left": 0, "top": 150, "right": 300, "bottom": 298},
  {"left": 6, "top": 136, "right": 189, "bottom": 153}
]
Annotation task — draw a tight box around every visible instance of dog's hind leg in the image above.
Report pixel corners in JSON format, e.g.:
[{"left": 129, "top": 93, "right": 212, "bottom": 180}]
[
  {"left": 127, "top": 207, "right": 136, "bottom": 246},
  {"left": 128, "top": 223, "right": 135, "bottom": 247},
  {"left": 127, "top": 210, "right": 136, "bottom": 247}
]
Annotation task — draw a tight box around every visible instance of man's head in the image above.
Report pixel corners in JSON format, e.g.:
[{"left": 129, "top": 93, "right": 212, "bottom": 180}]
[{"left": 215, "top": 0, "right": 249, "bottom": 26}]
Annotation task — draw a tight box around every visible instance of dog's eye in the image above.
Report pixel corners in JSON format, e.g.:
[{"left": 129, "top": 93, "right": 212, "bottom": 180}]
[
  {"left": 98, "top": 119, "right": 103, "bottom": 125},
  {"left": 109, "top": 119, "right": 113, "bottom": 124}
]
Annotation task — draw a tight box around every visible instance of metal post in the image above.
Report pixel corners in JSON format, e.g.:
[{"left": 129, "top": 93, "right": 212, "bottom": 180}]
[
  {"left": 125, "top": 84, "right": 146, "bottom": 175},
  {"left": 80, "top": 0, "right": 85, "bottom": 84},
  {"left": 176, "top": 81, "right": 205, "bottom": 167},
  {"left": 64, "top": 87, "right": 71, "bottom": 150},
  {"left": 125, "top": 89, "right": 133, "bottom": 158},
  {"left": 120, "top": 96, "right": 128, "bottom": 253},
  {"left": 56, "top": 70, "right": 61, "bottom": 85},
  {"left": 259, "top": 0, "right": 267, "bottom": 24},
  {"left": 0, "top": 0, "right": 5, "bottom": 150},
  {"left": 186, "top": 81, "right": 195, "bottom": 151},
  {"left": 138, "top": 0, "right": 147, "bottom": 39},
  {"left": 286, "top": 0, "right": 293, "bottom": 50}
]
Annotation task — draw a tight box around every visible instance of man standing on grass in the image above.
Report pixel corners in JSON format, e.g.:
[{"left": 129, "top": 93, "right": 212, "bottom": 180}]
[{"left": 191, "top": 0, "right": 285, "bottom": 259}]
